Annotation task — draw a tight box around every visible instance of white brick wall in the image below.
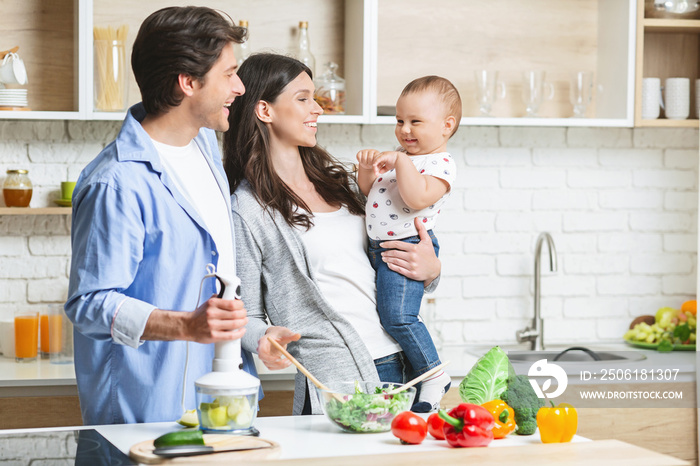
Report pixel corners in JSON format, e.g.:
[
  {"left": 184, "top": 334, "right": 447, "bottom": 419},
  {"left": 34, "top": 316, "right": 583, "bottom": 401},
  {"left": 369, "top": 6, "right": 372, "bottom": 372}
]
[{"left": 0, "top": 121, "right": 697, "bottom": 351}]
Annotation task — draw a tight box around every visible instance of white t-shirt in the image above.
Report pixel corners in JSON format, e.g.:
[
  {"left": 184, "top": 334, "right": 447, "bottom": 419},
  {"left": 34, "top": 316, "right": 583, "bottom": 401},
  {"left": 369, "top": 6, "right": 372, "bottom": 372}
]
[
  {"left": 365, "top": 152, "right": 456, "bottom": 240},
  {"left": 152, "top": 138, "right": 235, "bottom": 278},
  {"left": 298, "top": 207, "right": 401, "bottom": 360}
]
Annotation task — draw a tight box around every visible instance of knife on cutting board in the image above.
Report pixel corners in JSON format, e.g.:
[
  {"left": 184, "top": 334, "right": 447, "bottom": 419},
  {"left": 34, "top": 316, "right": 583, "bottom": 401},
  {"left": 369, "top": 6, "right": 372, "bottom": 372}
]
[
  {"left": 153, "top": 442, "right": 268, "bottom": 458},
  {"left": 129, "top": 434, "right": 280, "bottom": 464}
]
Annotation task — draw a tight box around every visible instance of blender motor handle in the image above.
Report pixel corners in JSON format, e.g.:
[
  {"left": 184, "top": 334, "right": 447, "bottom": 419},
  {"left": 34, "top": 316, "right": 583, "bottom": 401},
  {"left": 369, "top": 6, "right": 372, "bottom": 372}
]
[
  {"left": 211, "top": 273, "right": 244, "bottom": 371},
  {"left": 215, "top": 274, "right": 242, "bottom": 300}
]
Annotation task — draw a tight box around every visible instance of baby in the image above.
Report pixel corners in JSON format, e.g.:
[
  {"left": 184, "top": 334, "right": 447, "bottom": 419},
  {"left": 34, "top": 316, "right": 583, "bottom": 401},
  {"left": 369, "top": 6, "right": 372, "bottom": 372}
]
[{"left": 356, "top": 75, "right": 461, "bottom": 412}]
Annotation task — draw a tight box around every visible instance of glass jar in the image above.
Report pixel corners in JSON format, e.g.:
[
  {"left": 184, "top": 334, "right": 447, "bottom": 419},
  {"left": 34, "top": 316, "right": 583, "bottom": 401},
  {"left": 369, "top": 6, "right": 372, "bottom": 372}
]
[
  {"left": 3, "top": 169, "right": 32, "bottom": 207},
  {"left": 314, "top": 62, "right": 346, "bottom": 115}
]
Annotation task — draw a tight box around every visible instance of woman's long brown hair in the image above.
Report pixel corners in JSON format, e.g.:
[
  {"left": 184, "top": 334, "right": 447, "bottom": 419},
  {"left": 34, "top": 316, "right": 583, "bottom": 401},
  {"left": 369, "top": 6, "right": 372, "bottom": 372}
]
[{"left": 223, "top": 53, "right": 364, "bottom": 229}]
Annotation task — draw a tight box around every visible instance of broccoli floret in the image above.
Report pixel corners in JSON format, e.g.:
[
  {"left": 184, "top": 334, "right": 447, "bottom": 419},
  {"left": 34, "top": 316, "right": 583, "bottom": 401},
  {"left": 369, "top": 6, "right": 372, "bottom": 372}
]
[{"left": 499, "top": 375, "right": 545, "bottom": 435}]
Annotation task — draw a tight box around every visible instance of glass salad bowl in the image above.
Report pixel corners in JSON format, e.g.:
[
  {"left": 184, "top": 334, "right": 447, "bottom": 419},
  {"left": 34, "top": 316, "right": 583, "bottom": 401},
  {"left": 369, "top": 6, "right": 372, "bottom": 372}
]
[{"left": 317, "top": 381, "right": 416, "bottom": 433}]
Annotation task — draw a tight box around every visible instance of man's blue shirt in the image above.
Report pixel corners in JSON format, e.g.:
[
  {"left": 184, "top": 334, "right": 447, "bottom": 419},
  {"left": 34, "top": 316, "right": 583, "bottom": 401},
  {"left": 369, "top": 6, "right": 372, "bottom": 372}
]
[{"left": 66, "top": 103, "right": 258, "bottom": 425}]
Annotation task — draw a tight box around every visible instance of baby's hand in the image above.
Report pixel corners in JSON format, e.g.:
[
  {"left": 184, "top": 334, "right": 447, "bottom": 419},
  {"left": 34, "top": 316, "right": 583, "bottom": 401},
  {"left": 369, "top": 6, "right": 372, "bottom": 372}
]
[
  {"left": 373, "top": 151, "right": 401, "bottom": 175},
  {"left": 356, "top": 149, "right": 380, "bottom": 170}
]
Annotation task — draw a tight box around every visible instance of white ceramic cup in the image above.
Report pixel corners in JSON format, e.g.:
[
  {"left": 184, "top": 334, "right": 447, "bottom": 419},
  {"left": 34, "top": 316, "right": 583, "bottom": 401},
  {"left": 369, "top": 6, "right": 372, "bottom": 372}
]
[
  {"left": 641, "top": 77, "right": 662, "bottom": 119},
  {"left": 0, "top": 319, "right": 15, "bottom": 358},
  {"left": 664, "top": 77, "right": 690, "bottom": 120},
  {"left": 0, "top": 53, "right": 28, "bottom": 85}
]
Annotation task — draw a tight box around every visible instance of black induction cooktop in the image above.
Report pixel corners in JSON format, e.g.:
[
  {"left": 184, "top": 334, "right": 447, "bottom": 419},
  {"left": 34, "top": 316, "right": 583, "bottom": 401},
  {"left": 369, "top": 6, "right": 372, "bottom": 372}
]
[{"left": 0, "top": 428, "right": 136, "bottom": 465}]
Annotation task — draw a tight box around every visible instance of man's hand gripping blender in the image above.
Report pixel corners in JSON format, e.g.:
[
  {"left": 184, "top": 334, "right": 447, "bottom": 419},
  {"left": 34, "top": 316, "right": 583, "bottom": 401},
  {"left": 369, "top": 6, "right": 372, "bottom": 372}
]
[{"left": 194, "top": 269, "right": 261, "bottom": 435}]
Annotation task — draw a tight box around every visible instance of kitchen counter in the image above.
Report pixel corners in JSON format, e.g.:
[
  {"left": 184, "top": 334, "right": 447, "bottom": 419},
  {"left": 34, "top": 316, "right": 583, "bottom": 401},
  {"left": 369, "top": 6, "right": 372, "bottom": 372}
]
[
  {"left": 0, "top": 415, "right": 689, "bottom": 465},
  {"left": 0, "top": 355, "right": 297, "bottom": 397},
  {"left": 1, "top": 342, "right": 695, "bottom": 396}
]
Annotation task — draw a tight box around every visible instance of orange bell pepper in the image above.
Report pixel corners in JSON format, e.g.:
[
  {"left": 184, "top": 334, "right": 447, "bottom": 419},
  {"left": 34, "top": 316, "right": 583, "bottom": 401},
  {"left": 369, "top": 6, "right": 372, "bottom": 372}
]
[
  {"left": 536, "top": 401, "right": 578, "bottom": 443},
  {"left": 481, "top": 400, "right": 516, "bottom": 439}
]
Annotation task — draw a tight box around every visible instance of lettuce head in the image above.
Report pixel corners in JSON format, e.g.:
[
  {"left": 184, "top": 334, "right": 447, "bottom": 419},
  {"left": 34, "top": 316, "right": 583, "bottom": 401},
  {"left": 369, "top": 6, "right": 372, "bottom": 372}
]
[{"left": 459, "top": 346, "right": 513, "bottom": 405}]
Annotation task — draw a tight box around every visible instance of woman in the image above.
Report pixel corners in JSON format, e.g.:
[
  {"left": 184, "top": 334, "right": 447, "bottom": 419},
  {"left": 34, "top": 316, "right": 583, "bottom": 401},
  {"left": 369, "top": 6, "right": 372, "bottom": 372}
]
[{"left": 223, "top": 53, "right": 441, "bottom": 415}]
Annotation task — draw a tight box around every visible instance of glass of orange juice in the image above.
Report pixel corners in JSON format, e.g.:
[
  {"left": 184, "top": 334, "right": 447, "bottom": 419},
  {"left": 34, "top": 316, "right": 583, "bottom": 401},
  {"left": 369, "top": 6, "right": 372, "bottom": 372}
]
[
  {"left": 48, "top": 304, "right": 73, "bottom": 365},
  {"left": 41, "top": 307, "right": 64, "bottom": 358},
  {"left": 14, "top": 310, "right": 39, "bottom": 362}
]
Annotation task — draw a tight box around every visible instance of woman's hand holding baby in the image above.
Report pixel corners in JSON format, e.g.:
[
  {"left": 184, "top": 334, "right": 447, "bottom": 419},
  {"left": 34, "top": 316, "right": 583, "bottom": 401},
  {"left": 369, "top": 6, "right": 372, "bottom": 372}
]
[{"left": 379, "top": 217, "right": 441, "bottom": 287}]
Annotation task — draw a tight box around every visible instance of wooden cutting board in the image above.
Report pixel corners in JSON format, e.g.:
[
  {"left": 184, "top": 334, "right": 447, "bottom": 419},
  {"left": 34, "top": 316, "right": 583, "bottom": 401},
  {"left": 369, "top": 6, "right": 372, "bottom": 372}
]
[{"left": 129, "top": 434, "right": 281, "bottom": 464}]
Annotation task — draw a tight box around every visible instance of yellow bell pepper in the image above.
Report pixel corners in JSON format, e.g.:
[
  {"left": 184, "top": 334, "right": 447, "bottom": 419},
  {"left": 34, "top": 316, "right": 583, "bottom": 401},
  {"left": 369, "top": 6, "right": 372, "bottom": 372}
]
[
  {"left": 536, "top": 401, "right": 577, "bottom": 443},
  {"left": 481, "top": 399, "right": 516, "bottom": 439}
]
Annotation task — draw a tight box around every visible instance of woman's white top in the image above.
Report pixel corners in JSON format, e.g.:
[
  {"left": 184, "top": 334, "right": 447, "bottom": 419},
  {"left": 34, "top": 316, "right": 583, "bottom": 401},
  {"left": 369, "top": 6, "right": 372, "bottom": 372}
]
[{"left": 298, "top": 206, "right": 401, "bottom": 359}]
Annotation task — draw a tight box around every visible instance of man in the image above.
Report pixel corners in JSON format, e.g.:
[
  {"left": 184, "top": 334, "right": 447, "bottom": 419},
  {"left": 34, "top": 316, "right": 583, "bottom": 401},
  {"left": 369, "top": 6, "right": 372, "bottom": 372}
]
[{"left": 66, "top": 6, "right": 258, "bottom": 425}]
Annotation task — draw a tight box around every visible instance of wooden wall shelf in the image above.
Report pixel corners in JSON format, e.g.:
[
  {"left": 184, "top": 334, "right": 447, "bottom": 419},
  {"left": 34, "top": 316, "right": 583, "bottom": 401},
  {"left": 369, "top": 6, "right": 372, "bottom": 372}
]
[
  {"left": 0, "top": 207, "right": 72, "bottom": 215},
  {"left": 643, "top": 18, "right": 700, "bottom": 32},
  {"left": 4, "top": 1, "right": 697, "bottom": 128},
  {"left": 637, "top": 118, "right": 700, "bottom": 127},
  {"left": 635, "top": 0, "right": 700, "bottom": 126}
]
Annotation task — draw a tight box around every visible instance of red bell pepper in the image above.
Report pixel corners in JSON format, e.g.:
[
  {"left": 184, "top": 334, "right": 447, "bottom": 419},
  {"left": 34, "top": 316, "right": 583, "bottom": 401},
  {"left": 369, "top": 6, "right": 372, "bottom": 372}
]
[{"left": 438, "top": 403, "right": 494, "bottom": 448}]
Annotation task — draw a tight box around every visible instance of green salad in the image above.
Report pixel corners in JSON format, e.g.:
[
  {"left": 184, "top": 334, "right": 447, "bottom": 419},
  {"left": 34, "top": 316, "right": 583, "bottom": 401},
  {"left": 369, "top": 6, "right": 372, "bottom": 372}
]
[{"left": 323, "top": 381, "right": 412, "bottom": 433}]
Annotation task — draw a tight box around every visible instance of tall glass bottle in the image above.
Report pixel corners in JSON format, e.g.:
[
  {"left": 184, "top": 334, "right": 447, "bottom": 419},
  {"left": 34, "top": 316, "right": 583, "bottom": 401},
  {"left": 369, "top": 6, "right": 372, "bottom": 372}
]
[
  {"left": 296, "top": 21, "right": 316, "bottom": 77},
  {"left": 235, "top": 20, "right": 251, "bottom": 66}
]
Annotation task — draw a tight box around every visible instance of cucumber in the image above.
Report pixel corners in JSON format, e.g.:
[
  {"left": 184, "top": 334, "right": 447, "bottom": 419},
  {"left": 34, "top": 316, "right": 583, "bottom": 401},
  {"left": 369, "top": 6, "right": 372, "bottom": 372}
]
[{"left": 153, "top": 429, "right": 204, "bottom": 448}]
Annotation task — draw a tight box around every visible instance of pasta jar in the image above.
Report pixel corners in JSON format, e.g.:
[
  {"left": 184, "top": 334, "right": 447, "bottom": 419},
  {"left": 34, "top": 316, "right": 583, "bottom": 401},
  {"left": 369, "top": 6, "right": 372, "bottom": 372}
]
[{"left": 3, "top": 169, "right": 33, "bottom": 207}]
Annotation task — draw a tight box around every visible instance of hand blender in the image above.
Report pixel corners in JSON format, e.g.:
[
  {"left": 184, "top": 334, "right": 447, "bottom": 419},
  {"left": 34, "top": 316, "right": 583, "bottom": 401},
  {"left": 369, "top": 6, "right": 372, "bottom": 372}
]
[{"left": 194, "top": 271, "right": 261, "bottom": 435}]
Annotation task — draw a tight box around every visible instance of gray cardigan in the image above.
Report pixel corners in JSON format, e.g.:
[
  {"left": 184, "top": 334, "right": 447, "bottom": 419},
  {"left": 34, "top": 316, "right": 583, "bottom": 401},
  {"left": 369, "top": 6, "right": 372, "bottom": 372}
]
[{"left": 232, "top": 181, "right": 380, "bottom": 415}]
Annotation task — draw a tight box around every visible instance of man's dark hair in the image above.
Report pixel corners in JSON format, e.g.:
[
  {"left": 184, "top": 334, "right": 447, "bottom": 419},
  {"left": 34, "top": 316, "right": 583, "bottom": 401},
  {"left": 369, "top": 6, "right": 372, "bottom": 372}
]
[{"left": 131, "top": 6, "right": 246, "bottom": 115}]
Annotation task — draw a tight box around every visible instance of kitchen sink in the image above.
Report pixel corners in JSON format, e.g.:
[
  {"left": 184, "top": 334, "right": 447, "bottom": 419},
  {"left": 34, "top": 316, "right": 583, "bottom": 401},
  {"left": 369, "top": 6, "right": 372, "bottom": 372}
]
[{"left": 507, "top": 346, "right": 647, "bottom": 363}]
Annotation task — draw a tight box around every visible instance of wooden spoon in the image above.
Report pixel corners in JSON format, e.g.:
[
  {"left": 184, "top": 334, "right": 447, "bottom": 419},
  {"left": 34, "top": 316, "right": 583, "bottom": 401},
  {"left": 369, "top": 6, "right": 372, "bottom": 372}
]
[
  {"left": 385, "top": 360, "right": 451, "bottom": 395},
  {"left": 266, "top": 336, "right": 346, "bottom": 403},
  {"left": 266, "top": 336, "right": 330, "bottom": 391}
]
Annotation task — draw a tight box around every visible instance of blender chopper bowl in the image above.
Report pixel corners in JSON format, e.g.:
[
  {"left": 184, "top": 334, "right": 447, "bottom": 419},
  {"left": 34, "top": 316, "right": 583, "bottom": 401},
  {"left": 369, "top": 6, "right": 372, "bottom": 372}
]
[
  {"left": 195, "top": 383, "right": 258, "bottom": 434},
  {"left": 194, "top": 270, "right": 261, "bottom": 435}
]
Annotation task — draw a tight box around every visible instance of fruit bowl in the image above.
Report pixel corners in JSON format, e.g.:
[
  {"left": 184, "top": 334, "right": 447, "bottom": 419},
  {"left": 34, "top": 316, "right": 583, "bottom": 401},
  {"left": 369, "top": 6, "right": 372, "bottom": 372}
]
[{"left": 316, "top": 381, "right": 415, "bottom": 433}]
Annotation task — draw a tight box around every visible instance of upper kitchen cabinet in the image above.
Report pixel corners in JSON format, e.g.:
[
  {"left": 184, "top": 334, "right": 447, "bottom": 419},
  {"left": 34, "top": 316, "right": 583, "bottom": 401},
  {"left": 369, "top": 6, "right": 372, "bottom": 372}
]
[
  {"left": 0, "top": 0, "right": 81, "bottom": 120},
  {"left": 372, "top": 0, "right": 636, "bottom": 127},
  {"left": 89, "top": 0, "right": 367, "bottom": 123},
  {"left": 635, "top": 0, "right": 700, "bottom": 127}
]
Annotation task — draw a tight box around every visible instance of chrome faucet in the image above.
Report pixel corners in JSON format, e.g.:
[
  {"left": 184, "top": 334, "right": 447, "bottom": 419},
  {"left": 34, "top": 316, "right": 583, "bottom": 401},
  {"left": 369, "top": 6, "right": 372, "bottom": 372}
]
[{"left": 516, "top": 232, "right": 557, "bottom": 351}]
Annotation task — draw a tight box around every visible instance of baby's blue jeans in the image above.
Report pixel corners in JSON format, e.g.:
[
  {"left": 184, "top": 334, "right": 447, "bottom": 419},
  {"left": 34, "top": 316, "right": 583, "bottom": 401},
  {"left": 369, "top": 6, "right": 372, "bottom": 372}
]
[{"left": 368, "top": 230, "right": 442, "bottom": 376}]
